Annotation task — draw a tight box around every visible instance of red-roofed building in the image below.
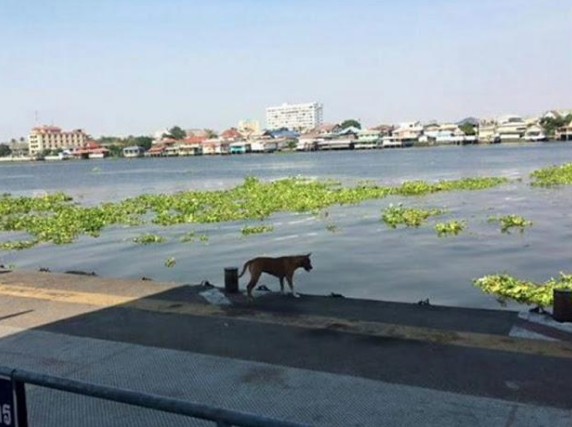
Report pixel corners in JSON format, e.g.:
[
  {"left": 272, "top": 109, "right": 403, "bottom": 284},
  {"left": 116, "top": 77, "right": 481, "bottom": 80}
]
[
  {"left": 146, "top": 144, "right": 168, "bottom": 157},
  {"left": 202, "top": 139, "right": 230, "bottom": 155},
  {"left": 73, "top": 141, "right": 110, "bottom": 159},
  {"left": 220, "top": 128, "right": 243, "bottom": 142},
  {"left": 183, "top": 136, "right": 207, "bottom": 145},
  {"left": 179, "top": 136, "right": 206, "bottom": 156}
]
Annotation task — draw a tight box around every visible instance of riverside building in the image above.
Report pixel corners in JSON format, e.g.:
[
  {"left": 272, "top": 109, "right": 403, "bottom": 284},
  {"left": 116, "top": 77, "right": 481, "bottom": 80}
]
[
  {"left": 28, "top": 126, "right": 89, "bottom": 156},
  {"left": 266, "top": 102, "right": 323, "bottom": 131}
]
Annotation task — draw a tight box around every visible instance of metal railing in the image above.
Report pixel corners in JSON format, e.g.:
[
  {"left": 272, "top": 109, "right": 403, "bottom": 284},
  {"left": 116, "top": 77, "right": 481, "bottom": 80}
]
[{"left": 0, "top": 366, "right": 311, "bottom": 427}]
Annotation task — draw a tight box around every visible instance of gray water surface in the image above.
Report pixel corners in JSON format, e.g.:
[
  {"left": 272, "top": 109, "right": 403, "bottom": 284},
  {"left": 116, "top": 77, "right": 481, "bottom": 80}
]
[{"left": 2, "top": 143, "right": 572, "bottom": 310}]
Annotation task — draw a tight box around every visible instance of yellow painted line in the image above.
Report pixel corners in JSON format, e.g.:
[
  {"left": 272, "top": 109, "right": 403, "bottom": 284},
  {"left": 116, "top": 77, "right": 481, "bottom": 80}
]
[
  {"left": 0, "top": 283, "right": 138, "bottom": 307},
  {"left": 1, "top": 283, "right": 572, "bottom": 359}
]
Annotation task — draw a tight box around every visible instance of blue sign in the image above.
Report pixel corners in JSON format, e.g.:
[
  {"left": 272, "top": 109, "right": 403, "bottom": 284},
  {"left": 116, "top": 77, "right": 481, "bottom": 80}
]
[{"left": 0, "top": 376, "right": 15, "bottom": 426}]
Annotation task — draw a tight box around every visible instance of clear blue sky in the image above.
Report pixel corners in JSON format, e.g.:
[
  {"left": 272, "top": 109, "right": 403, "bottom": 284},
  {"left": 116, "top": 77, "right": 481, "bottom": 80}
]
[{"left": 1, "top": 0, "right": 571, "bottom": 140}]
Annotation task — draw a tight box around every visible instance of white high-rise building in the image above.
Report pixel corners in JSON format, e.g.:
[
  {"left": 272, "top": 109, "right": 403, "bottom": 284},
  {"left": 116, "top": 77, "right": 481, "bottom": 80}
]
[{"left": 266, "top": 102, "right": 323, "bottom": 131}]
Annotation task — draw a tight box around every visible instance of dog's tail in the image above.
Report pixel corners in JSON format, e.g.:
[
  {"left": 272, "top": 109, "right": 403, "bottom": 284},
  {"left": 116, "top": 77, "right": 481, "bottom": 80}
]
[{"left": 238, "top": 261, "right": 250, "bottom": 278}]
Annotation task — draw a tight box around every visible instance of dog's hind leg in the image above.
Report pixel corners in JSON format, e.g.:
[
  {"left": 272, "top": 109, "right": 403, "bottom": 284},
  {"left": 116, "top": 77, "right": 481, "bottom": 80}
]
[
  {"left": 246, "top": 270, "right": 261, "bottom": 300},
  {"left": 279, "top": 277, "right": 285, "bottom": 294}
]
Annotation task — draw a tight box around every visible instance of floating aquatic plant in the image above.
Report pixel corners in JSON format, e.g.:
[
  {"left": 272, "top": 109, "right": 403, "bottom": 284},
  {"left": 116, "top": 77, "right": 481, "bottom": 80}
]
[
  {"left": 488, "top": 215, "right": 532, "bottom": 233},
  {"left": 530, "top": 163, "right": 572, "bottom": 187},
  {"left": 133, "top": 234, "right": 166, "bottom": 244},
  {"left": 241, "top": 225, "right": 274, "bottom": 235},
  {"left": 382, "top": 204, "right": 444, "bottom": 228},
  {"left": 435, "top": 221, "right": 466, "bottom": 237},
  {"left": 0, "top": 240, "right": 39, "bottom": 251},
  {"left": 0, "top": 176, "right": 510, "bottom": 249},
  {"left": 326, "top": 224, "right": 338, "bottom": 233},
  {"left": 181, "top": 232, "right": 209, "bottom": 243},
  {"left": 474, "top": 273, "right": 572, "bottom": 308},
  {"left": 164, "top": 257, "right": 176, "bottom": 268}
]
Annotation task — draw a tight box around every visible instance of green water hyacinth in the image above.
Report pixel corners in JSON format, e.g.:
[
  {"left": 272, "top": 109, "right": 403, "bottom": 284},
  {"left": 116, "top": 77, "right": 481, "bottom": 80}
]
[
  {"left": 435, "top": 221, "right": 466, "bottom": 237},
  {"left": 164, "top": 257, "right": 176, "bottom": 268},
  {"left": 488, "top": 215, "right": 532, "bottom": 233},
  {"left": 382, "top": 204, "right": 444, "bottom": 228},
  {"left": 391, "top": 177, "right": 509, "bottom": 196},
  {"left": 326, "top": 224, "right": 339, "bottom": 233},
  {"left": 181, "top": 232, "right": 209, "bottom": 243},
  {"left": 474, "top": 273, "right": 572, "bottom": 308},
  {"left": 133, "top": 234, "right": 166, "bottom": 244},
  {"left": 530, "top": 163, "right": 572, "bottom": 187},
  {"left": 241, "top": 225, "right": 274, "bottom": 235},
  {"left": 0, "top": 240, "right": 39, "bottom": 251},
  {"left": 0, "top": 176, "right": 510, "bottom": 249}
]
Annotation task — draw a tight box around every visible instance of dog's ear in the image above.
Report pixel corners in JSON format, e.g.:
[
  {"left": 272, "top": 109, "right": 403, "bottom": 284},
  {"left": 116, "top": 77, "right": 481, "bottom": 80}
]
[{"left": 306, "top": 252, "right": 312, "bottom": 257}]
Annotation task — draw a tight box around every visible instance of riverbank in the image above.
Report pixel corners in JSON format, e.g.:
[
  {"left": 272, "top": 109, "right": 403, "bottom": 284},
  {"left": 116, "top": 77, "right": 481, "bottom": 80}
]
[
  {"left": 0, "top": 140, "right": 569, "bottom": 163},
  {"left": 0, "top": 268, "right": 571, "bottom": 426}
]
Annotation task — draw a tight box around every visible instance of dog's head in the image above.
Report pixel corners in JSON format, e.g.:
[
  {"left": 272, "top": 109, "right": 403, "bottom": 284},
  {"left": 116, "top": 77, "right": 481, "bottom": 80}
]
[{"left": 301, "top": 253, "right": 313, "bottom": 272}]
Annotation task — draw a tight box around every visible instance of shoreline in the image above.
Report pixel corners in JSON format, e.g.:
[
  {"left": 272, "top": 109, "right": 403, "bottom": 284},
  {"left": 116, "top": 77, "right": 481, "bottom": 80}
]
[{"left": 0, "top": 140, "right": 570, "bottom": 163}]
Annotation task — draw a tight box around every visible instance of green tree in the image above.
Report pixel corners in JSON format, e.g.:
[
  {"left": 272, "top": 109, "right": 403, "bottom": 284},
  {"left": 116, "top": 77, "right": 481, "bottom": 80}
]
[
  {"left": 0, "top": 144, "right": 12, "bottom": 157},
  {"left": 164, "top": 126, "right": 186, "bottom": 140},
  {"left": 339, "top": 119, "right": 362, "bottom": 130},
  {"left": 459, "top": 123, "right": 476, "bottom": 136},
  {"left": 540, "top": 114, "right": 572, "bottom": 138},
  {"left": 96, "top": 136, "right": 122, "bottom": 145},
  {"left": 205, "top": 129, "right": 218, "bottom": 139},
  {"left": 107, "top": 144, "right": 124, "bottom": 157},
  {"left": 133, "top": 136, "right": 153, "bottom": 150}
]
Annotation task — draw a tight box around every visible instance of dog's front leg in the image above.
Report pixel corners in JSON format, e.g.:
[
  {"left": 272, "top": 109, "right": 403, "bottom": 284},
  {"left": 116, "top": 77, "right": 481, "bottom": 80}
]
[
  {"left": 279, "top": 277, "right": 285, "bottom": 294},
  {"left": 286, "top": 276, "right": 299, "bottom": 298}
]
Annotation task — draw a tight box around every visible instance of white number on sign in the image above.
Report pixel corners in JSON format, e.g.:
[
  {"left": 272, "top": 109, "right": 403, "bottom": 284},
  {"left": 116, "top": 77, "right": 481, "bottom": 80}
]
[{"left": 1, "top": 404, "right": 11, "bottom": 425}]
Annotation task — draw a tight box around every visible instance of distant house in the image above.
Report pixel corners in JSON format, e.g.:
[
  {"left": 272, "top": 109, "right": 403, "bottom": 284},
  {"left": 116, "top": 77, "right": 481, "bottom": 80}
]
[
  {"left": 420, "top": 124, "right": 469, "bottom": 145},
  {"left": 229, "top": 141, "right": 251, "bottom": 154},
  {"left": 179, "top": 136, "right": 206, "bottom": 156},
  {"left": 523, "top": 125, "right": 547, "bottom": 142},
  {"left": 123, "top": 146, "right": 145, "bottom": 158},
  {"left": 556, "top": 119, "right": 572, "bottom": 141},
  {"left": 221, "top": 128, "right": 243, "bottom": 142},
  {"left": 202, "top": 139, "right": 230, "bottom": 155},
  {"left": 250, "top": 139, "right": 278, "bottom": 153},
  {"left": 392, "top": 122, "right": 423, "bottom": 145},
  {"left": 146, "top": 142, "right": 171, "bottom": 157},
  {"left": 296, "top": 133, "right": 321, "bottom": 151},
  {"left": 477, "top": 119, "right": 499, "bottom": 143},
  {"left": 355, "top": 129, "right": 381, "bottom": 148},
  {"left": 496, "top": 115, "right": 527, "bottom": 142},
  {"left": 73, "top": 141, "right": 109, "bottom": 159}
]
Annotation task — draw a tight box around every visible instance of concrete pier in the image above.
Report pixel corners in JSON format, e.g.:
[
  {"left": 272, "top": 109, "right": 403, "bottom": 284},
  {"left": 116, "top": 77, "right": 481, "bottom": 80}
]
[{"left": 0, "top": 269, "right": 571, "bottom": 426}]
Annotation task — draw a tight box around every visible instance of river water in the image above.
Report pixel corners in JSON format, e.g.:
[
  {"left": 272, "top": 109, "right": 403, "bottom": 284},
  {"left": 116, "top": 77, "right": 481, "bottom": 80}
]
[{"left": 2, "top": 143, "right": 572, "bottom": 310}]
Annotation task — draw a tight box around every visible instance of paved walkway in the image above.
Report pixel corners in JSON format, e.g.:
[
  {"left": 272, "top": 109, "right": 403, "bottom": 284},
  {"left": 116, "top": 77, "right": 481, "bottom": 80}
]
[{"left": 0, "top": 270, "right": 571, "bottom": 426}]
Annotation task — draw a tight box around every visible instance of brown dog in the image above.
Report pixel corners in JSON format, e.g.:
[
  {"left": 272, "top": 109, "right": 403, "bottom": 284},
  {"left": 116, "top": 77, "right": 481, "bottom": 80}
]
[{"left": 239, "top": 254, "right": 313, "bottom": 299}]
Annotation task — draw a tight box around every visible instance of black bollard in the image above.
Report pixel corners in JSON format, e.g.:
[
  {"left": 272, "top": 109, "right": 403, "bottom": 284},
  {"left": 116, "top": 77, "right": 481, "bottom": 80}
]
[
  {"left": 552, "top": 289, "right": 572, "bottom": 322},
  {"left": 224, "top": 267, "right": 239, "bottom": 293}
]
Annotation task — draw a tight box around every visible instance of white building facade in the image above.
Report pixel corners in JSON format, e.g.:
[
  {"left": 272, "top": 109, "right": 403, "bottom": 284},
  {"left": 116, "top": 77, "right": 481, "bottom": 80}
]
[
  {"left": 266, "top": 102, "right": 323, "bottom": 131},
  {"left": 28, "top": 126, "right": 89, "bottom": 156}
]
